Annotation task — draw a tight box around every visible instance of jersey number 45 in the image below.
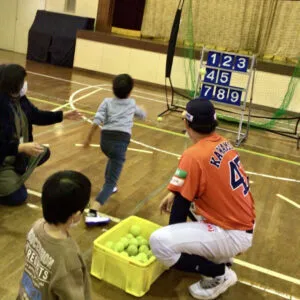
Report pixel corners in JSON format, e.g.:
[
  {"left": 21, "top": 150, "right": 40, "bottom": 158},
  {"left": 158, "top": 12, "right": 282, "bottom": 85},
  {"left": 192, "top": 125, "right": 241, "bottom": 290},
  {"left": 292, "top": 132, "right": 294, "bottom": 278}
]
[{"left": 229, "top": 156, "right": 249, "bottom": 196}]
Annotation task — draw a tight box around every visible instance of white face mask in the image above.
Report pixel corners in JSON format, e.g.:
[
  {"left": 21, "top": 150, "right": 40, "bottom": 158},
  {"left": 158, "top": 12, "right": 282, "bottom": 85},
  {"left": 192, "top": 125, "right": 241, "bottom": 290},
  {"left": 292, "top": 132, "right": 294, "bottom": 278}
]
[{"left": 20, "top": 81, "right": 28, "bottom": 97}]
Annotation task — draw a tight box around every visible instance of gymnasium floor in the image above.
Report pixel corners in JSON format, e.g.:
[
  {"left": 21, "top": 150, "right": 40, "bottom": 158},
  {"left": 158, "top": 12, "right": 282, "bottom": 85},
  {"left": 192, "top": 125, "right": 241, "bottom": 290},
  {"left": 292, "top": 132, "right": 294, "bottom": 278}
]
[{"left": 0, "top": 50, "right": 300, "bottom": 300}]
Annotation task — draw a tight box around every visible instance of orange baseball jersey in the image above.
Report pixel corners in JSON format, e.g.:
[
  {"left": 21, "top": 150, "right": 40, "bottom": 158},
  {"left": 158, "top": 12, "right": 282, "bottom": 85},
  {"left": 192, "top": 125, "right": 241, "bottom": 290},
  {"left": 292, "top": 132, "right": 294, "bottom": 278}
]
[{"left": 168, "top": 133, "right": 255, "bottom": 230}]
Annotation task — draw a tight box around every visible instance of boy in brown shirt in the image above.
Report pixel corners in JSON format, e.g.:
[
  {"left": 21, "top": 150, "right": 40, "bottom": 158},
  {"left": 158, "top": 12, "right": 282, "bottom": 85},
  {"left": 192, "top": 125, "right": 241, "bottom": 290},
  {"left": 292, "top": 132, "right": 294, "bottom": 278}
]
[{"left": 17, "top": 170, "right": 92, "bottom": 300}]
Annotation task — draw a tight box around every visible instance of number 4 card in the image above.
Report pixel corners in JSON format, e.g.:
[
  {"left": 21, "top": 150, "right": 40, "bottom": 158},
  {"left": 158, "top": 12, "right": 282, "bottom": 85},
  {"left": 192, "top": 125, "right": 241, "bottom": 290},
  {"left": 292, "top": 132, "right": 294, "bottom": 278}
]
[{"left": 204, "top": 68, "right": 218, "bottom": 84}]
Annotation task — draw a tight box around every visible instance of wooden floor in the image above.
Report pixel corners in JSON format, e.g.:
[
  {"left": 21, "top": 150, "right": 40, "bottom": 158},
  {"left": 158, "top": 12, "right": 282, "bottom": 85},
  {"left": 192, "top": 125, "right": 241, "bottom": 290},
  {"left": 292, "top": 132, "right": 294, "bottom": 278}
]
[{"left": 0, "top": 50, "right": 300, "bottom": 300}]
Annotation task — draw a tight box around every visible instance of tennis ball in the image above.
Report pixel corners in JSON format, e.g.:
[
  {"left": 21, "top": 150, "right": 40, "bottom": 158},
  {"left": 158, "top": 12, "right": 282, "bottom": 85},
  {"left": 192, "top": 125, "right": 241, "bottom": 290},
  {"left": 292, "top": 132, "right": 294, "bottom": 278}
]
[
  {"left": 140, "top": 238, "right": 148, "bottom": 246},
  {"left": 105, "top": 241, "right": 114, "bottom": 249},
  {"left": 114, "top": 242, "right": 125, "bottom": 252},
  {"left": 136, "top": 236, "right": 145, "bottom": 246},
  {"left": 157, "top": 116, "right": 163, "bottom": 122},
  {"left": 127, "top": 245, "right": 138, "bottom": 256},
  {"left": 147, "top": 250, "right": 153, "bottom": 259},
  {"left": 120, "top": 251, "right": 129, "bottom": 257},
  {"left": 130, "top": 225, "right": 141, "bottom": 237},
  {"left": 136, "top": 253, "right": 148, "bottom": 263},
  {"left": 129, "top": 238, "right": 139, "bottom": 246},
  {"left": 139, "top": 245, "right": 150, "bottom": 254},
  {"left": 120, "top": 237, "right": 129, "bottom": 248},
  {"left": 126, "top": 233, "right": 134, "bottom": 239},
  {"left": 200, "top": 67, "right": 206, "bottom": 76}
]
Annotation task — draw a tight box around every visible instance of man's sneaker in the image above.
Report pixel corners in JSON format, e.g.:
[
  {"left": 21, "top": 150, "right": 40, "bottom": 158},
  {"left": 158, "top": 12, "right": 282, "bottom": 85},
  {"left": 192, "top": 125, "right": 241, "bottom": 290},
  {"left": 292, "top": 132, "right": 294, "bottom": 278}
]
[
  {"left": 85, "top": 212, "right": 110, "bottom": 226},
  {"left": 188, "top": 266, "right": 237, "bottom": 300},
  {"left": 112, "top": 186, "right": 118, "bottom": 193}
]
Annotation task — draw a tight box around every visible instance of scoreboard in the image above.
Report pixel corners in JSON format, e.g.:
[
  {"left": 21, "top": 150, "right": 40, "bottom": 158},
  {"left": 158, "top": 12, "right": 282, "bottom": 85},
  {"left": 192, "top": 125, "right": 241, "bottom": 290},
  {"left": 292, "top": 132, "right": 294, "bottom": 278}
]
[{"left": 200, "top": 51, "right": 251, "bottom": 106}]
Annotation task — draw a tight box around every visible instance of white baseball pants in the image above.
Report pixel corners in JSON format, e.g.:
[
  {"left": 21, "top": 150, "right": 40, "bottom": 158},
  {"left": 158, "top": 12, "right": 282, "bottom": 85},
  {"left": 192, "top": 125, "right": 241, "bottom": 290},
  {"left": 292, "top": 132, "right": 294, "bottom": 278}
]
[{"left": 150, "top": 221, "right": 253, "bottom": 268}]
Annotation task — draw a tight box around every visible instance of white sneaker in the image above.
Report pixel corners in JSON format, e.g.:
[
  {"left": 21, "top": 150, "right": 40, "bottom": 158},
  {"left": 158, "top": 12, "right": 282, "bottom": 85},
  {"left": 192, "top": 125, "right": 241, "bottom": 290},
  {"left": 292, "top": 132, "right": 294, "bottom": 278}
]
[
  {"left": 85, "top": 212, "right": 110, "bottom": 226},
  {"left": 112, "top": 186, "right": 118, "bottom": 193},
  {"left": 189, "top": 267, "right": 237, "bottom": 300}
]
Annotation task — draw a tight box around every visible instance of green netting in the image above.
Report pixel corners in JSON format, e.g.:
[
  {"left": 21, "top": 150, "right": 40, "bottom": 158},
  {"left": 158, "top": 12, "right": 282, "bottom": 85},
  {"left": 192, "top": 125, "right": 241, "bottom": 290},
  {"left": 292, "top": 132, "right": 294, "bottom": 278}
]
[
  {"left": 176, "top": 0, "right": 299, "bottom": 130},
  {"left": 182, "top": 0, "right": 196, "bottom": 98}
]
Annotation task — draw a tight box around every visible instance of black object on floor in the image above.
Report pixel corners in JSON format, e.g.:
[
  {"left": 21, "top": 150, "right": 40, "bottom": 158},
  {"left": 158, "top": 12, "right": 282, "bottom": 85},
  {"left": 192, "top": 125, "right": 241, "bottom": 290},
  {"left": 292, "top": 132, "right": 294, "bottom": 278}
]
[{"left": 27, "top": 10, "right": 94, "bottom": 67}]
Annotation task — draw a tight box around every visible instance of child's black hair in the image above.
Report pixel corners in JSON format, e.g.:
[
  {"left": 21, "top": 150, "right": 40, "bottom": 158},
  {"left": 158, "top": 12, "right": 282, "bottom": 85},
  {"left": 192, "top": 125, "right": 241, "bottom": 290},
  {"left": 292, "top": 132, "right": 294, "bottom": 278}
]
[
  {"left": 0, "top": 64, "right": 26, "bottom": 95},
  {"left": 113, "top": 74, "right": 134, "bottom": 99},
  {"left": 42, "top": 170, "right": 91, "bottom": 225}
]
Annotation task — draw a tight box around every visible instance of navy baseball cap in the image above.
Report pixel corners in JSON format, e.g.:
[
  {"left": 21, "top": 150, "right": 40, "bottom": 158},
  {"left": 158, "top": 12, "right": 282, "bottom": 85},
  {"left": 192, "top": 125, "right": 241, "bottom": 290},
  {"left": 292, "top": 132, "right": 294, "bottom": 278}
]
[{"left": 185, "top": 98, "right": 217, "bottom": 126}]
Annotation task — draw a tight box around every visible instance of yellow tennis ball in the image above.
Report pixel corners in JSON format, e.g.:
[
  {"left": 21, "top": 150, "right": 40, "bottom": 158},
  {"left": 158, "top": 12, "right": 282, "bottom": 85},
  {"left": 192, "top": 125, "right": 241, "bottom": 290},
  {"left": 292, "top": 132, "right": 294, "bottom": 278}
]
[
  {"left": 114, "top": 242, "right": 125, "bottom": 252},
  {"left": 120, "top": 237, "right": 129, "bottom": 248},
  {"left": 130, "top": 225, "right": 141, "bottom": 237},
  {"left": 139, "top": 245, "right": 150, "bottom": 254},
  {"left": 127, "top": 245, "right": 138, "bottom": 256},
  {"left": 200, "top": 68, "right": 206, "bottom": 76},
  {"left": 105, "top": 241, "right": 114, "bottom": 249},
  {"left": 129, "top": 238, "right": 139, "bottom": 246},
  {"left": 157, "top": 117, "right": 163, "bottom": 122}
]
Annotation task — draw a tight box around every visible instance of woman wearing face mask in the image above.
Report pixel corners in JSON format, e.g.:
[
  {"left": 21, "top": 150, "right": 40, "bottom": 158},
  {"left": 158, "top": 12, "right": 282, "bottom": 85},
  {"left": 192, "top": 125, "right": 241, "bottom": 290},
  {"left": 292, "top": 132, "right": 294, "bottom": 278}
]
[{"left": 0, "top": 64, "right": 81, "bottom": 206}]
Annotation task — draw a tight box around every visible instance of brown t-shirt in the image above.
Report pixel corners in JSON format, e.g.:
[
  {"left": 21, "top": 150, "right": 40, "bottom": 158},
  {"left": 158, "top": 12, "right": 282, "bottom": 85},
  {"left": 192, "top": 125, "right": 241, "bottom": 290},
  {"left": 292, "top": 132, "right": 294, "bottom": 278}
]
[{"left": 17, "top": 219, "right": 92, "bottom": 300}]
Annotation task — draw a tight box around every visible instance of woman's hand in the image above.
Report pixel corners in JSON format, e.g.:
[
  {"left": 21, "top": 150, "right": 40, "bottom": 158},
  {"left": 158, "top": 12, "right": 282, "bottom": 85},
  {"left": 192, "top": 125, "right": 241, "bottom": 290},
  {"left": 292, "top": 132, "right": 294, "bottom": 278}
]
[
  {"left": 63, "top": 110, "right": 82, "bottom": 121},
  {"left": 18, "top": 142, "right": 44, "bottom": 157},
  {"left": 160, "top": 192, "right": 175, "bottom": 214}
]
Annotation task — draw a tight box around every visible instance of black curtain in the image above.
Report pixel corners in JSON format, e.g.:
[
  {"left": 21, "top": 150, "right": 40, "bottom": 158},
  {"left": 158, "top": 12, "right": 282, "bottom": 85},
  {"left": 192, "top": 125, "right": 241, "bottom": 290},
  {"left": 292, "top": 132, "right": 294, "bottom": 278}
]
[{"left": 112, "top": 0, "right": 146, "bottom": 30}]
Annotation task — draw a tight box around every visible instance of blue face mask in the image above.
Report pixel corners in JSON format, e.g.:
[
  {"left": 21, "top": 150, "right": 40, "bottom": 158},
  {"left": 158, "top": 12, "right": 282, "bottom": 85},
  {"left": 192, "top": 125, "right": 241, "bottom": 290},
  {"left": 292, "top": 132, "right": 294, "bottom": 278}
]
[{"left": 20, "top": 81, "right": 28, "bottom": 97}]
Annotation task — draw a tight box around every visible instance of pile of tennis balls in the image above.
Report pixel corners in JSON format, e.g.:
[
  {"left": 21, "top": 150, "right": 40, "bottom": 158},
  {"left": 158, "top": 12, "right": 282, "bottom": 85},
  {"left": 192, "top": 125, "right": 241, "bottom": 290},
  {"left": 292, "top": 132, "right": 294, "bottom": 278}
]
[{"left": 104, "top": 225, "right": 153, "bottom": 263}]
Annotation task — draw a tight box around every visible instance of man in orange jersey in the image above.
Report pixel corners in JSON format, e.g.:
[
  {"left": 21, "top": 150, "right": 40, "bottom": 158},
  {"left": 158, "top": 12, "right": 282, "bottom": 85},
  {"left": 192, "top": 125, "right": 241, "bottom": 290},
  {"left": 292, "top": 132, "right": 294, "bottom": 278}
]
[{"left": 150, "top": 98, "right": 255, "bottom": 300}]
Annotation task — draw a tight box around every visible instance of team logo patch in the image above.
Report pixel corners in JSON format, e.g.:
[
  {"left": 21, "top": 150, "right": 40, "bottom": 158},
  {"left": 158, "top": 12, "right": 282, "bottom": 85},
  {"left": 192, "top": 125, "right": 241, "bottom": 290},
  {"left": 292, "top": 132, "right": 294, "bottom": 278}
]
[
  {"left": 170, "top": 176, "right": 185, "bottom": 187},
  {"left": 175, "top": 168, "right": 187, "bottom": 179}
]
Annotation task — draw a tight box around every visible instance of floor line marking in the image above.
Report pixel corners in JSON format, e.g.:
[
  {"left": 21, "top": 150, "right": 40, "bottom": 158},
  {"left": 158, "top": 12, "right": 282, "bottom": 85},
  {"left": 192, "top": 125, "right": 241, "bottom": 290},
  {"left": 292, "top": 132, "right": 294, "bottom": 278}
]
[
  {"left": 27, "top": 189, "right": 121, "bottom": 223},
  {"left": 26, "top": 203, "right": 42, "bottom": 210},
  {"left": 33, "top": 119, "right": 86, "bottom": 139},
  {"left": 28, "top": 72, "right": 165, "bottom": 100},
  {"left": 52, "top": 87, "right": 103, "bottom": 111},
  {"left": 239, "top": 279, "right": 300, "bottom": 299},
  {"left": 246, "top": 171, "right": 300, "bottom": 183},
  {"left": 29, "top": 95, "right": 300, "bottom": 166},
  {"left": 27, "top": 189, "right": 42, "bottom": 197},
  {"left": 238, "top": 148, "right": 300, "bottom": 167},
  {"left": 245, "top": 143, "right": 300, "bottom": 160},
  {"left": 276, "top": 194, "right": 300, "bottom": 208},
  {"left": 127, "top": 147, "right": 153, "bottom": 154},
  {"left": 75, "top": 143, "right": 153, "bottom": 154},
  {"left": 234, "top": 258, "right": 300, "bottom": 285},
  {"left": 100, "top": 87, "right": 166, "bottom": 104},
  {"left": 27, "top": 71, "right": 92, "bottom": 87},
  {"left": 131, "top": 181, "right": 169, "bottom": 215}
]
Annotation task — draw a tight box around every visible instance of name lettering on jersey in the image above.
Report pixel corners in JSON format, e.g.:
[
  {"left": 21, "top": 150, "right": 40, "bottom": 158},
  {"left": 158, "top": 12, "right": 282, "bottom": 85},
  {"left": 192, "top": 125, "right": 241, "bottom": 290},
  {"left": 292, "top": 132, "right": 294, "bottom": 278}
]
[
  {"left": 170, "top": 168, "right": 187, "bottom": 186},
  {"left": 210, "top": 141, "right": 233, "bottom": 168}
]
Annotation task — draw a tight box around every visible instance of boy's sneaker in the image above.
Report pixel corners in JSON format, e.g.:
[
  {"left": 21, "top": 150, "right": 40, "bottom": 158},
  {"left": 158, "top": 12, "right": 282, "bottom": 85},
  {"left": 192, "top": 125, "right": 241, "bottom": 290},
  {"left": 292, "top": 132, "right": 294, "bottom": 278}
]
[
  {"left": 85, "top": 210, "right": 110, "bottom": 226},
  {"left": 112, "top": 186, "right": 118, "bottom": 193},
  {"left": 188, "top": 266, "right": 237, "bottom": 300}
]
